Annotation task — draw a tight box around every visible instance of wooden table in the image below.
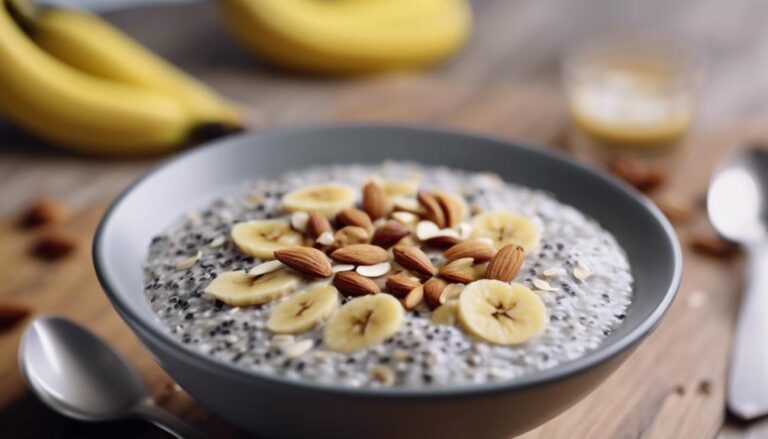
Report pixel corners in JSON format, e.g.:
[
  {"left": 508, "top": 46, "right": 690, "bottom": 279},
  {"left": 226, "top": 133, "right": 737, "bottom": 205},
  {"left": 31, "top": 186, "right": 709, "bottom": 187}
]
[{"left": 2, "top": 0, "right": 768, "bottom": 437}]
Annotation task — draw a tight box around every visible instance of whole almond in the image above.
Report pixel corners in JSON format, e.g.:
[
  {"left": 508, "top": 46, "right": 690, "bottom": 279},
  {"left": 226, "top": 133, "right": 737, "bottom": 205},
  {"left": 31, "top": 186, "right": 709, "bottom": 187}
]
[
  {"left": 690, "top": 234, "right": 738, "bottom": 259},
  {"left": 438, "top": 257, "right": 477, "bottom": 284},
  {"left": 363, "top": 181, "right": 389, "bottom": 220},
  {"left": 306, "top": 211, "right": 332, "bottom": 239},
  {"left": 434, "top": 193, "right": 464, "bottom": 227},
  {"left": 417, "top": 191, "right": 446, "bottom": 228},
  {"left": 334, "top": 226, "right": 370, "bottom": 248},
  {"left": 392, "top": 245, "right": 435, "bottom": 277},
  {"left": 333, "top": 271, "right": 379, "bottom": 297},
  {"left": 484, "top": 244, "right": 525, "bottom": 282},
  {"left": 371, "top": 220, "right": 410, "bottom": 248},
  {"left": 444, "top": 240, "right": 496, "bottom": 263},
  {"left": 0, "top": 301, "right": 32, "bottom": 330},
  {"left": 401, "top": 285, "right": 424, "bottom": 310},
  {"left": 331, "top": 244, "right": 388, "bottom": 265},
  {"left": 274, "top": 247, "right": 332, "bottom": 278},
  {"left": 32, "top": 233, "right": 77, "bottom": 261},
  {"left": 337, "top": 208, "right": 373, "bottom": 231},
  {"left": 18, "top": 198, "right": 68, "bottom": 229},
  {"left": 424, "top": 234, "right": 462, "bottom": 248},
  {"left": 423, "top": 277, "right": 447, "bottom": 310},
  {"left": 386, "top": 271, "right": 422, "bottom": 297}
]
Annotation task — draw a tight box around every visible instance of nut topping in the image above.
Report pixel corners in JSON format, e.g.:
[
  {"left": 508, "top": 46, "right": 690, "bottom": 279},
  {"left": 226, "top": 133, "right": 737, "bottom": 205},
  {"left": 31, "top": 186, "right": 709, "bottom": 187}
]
[
  {"left": 306, "top": 211, "right": 332, "bottom": 239},
  {"left": 362, "top": 181, "right": 389, "bottom": 220},
  {"left": 274, "top": 247, "right": 333, "bottom": 278},
  {"left": 333, "top": 271, "right": 379, "bottom": 297},
  {"left": 484, "top": 244, "right": 524, "bottom": 282},
  {"left": 337, "top": 208, "right": 373, "bottom": 231},
  {"left": 423, "top": 277, "right": 447, "bottom": 309},
  {"left": 444, "top": 239, "right": 496, "bottom": 263},
  {"left": 371, "top": 220, "right": 410, "bottom": 248},
  {"left": 386, "top": 271, "right": 422, "bottom": 297},
  {"left": 438, "top": 257, "right": 478, "bottom": 284},
  {"left": 392, "top": 245, "right": 435, "bottom": 277},
  {"left": 331, "top": 244, "right": 388, "bottom": 265}
]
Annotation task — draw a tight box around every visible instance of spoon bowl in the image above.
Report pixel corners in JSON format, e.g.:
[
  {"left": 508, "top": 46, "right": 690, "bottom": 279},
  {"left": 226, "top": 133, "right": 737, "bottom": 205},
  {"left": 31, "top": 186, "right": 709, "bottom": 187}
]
[
  {"left": 18, "top": 315, "right": 206, "bottom": 438},
  {"left": 708, "top": 147, "right": 768, "bottom": 243},
  {"left": 19, "top": 316, "right": 147, "bottom": 421}
]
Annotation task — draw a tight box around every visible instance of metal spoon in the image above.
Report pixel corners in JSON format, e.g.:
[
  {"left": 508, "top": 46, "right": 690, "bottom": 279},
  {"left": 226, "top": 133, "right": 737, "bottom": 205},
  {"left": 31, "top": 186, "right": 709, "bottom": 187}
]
[
  {"left": 18, "top": 315, "right": 206, "bottom": 438},
  {"left": 708, "top": 146, "right": 768, "bottom": 420}
]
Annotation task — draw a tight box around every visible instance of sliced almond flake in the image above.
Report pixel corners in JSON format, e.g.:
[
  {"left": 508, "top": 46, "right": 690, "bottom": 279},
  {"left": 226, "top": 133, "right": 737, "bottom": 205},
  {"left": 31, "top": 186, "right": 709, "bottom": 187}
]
[
  {"left": 393, "top": 197, "right": 420, "bottom": 212},
  {"left": 532, "top": 278, "right": 558, "bottom": 292},
  {"left": 372, "top": 218, "right": 388, "bottom": 228},
  {"left": 458, "top": 223, "right": 473, "bottom": 240},
  {"left": 432, "top": 228, "right": 460, "bottom": 239},
  {"left": 392, "top": 349, "right": 410, "bottom": 362},
  {"left": 370, "top": 365, "right": 396, "bottom": 386},
  {"left": 207, "top": 236, "right": 226, "bottom": 248},
  {"left": 573, "top": 260, "right": 592, "bottom": 280},
  {"left": 248, "top": 260, "right": 284, "bottom": 277},
  {"left": 290, "top": 211, "right": 309, "bottom": 232},
  {"left": 392, "top": 211, "right": 419, "bottom": 226},
  {"left": 439, "top": 283, "right": 464, "bottom": 304},
  {"left": 356, "top": 262, "right": 391, "bottom": 278},
  {"left": 271, "top": 334, "right": 295, "bottom": 347},
  {"left": 185, "top": 211, "right": 203, "bottom": 225},
  {"left": 573, "top": 265, "right": 592, "bottom": 281},
  {"left": 331, "top": 264, "right": 355, "bottom": 273},
  {"left": 316, "top": 231, "right": 335, "bottom": 246},
  {"left": 416, "top": 220, "right": 440, "bottom": 240},
  {"left": 476, "top": 237, "right": 495, "bottom": 246},
  {"left": 488, "top": 367, "right": 513, "bottom": 380},
  {"left": 314, "top": 351, "right": 330, "bottom": 363},
  {"left": 542, "top": 267, "right": 565, "bottom": 278},
  {"left": 175, "top": 251, "right": 201, "bottom": 270},
  {"left": 283, "top": 339, "right": 314, "bottom": 359}
]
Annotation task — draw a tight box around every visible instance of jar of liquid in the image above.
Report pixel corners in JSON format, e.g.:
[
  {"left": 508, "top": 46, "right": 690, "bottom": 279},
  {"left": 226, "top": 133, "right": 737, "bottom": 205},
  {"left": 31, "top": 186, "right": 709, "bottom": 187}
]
[{"left": 563, "top": 38, "right": 703, "bottom": 161}]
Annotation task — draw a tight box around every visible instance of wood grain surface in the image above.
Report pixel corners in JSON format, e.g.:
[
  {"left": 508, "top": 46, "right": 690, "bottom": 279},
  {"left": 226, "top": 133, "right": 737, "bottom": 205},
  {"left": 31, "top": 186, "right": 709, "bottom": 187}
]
[{"left": 2, "top": 0, "right": 768, "bottom": 437}]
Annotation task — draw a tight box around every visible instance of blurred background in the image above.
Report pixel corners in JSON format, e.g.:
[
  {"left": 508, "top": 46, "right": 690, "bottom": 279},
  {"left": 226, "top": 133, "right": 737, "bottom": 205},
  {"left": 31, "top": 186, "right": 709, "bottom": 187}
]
[{"left": 1, "top": 0, "right": 767, "bottom": 437}]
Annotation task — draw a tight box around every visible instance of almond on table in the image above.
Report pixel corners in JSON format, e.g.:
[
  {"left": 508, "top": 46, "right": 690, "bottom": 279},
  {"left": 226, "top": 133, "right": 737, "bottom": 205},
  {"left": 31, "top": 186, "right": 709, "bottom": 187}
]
[
  {"left": 31, "top": 233, "right": 77, "bottom": 261},
  {"left": 18, "top": 198, "right": 69, "bottom": 229}
]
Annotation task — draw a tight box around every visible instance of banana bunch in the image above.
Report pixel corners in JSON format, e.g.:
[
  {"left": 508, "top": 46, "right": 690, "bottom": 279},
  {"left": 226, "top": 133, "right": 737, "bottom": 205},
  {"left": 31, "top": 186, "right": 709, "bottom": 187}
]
[
  {"left": 0, "top": 0, "right": 242, "bottom": 155},
  {"left": 218, "top": 0, "right": 472, "bottom": 74}
]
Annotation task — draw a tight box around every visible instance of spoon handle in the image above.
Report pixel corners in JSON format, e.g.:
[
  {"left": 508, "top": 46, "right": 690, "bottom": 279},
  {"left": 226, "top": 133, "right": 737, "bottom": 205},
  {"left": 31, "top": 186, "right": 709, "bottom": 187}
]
[
  {"left": 728, "top": 243, "right": 768, "bottom": 420},
  {"left": 133, "top": 399, "right": 208, "bottom": 439}
]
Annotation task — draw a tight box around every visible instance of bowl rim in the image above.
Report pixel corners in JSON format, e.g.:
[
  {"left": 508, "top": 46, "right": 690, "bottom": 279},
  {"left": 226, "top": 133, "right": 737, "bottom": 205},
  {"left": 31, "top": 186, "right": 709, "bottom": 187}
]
[{"left": 93, "top": 123, "right": 681, "bottom": 399}]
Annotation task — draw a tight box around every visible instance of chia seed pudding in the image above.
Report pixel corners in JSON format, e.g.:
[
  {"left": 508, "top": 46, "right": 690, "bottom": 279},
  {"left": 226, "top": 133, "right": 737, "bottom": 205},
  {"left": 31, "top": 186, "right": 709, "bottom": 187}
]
[{"left": 143, "top": 162, "right": 633, "bottom": 388}]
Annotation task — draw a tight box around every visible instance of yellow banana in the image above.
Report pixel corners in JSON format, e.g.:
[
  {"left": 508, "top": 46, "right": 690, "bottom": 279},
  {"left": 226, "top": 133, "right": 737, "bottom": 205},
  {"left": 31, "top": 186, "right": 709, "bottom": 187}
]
[
  {"left": 27, "top": 6, "right": 243, "bottom": 129},
  {"left": 0, "top": 1, "right": 194, "bottom": 155},
  {"left": 218, "top": 0, "right": 472, "bottom": 74}
]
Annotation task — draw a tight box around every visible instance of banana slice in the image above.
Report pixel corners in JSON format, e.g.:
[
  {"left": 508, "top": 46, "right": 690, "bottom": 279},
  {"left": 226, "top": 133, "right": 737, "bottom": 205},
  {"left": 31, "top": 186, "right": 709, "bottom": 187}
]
[
  {"left": 470, "top": 211, "right": 540, "bottom": 253},
  {"left": 323, "top": 294, "right": 404, "bottom": 353},
  {"left": 431, "top": 301, "right": 459, "bottom": 326},
  {"left": 282, "top": 183, "right": 355, "bottom": 217},
  {"left": 267, "top": 284, "right": 340, "bottom": 334},
  {"left": 457, "top": 280, "right": 546, "bottom": 345},
  {"left": 205, "top": 270, "right": 302, "bottom": 307},
  {"left": 231, "top": 220, "right": 303, "bottom": 260}
]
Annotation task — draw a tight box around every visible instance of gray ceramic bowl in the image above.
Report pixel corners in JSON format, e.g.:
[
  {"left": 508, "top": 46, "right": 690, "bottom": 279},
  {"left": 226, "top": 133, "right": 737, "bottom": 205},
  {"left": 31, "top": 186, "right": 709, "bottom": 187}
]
[{"left": 94, "top": 125, "right": 681, "bottom": 438}]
